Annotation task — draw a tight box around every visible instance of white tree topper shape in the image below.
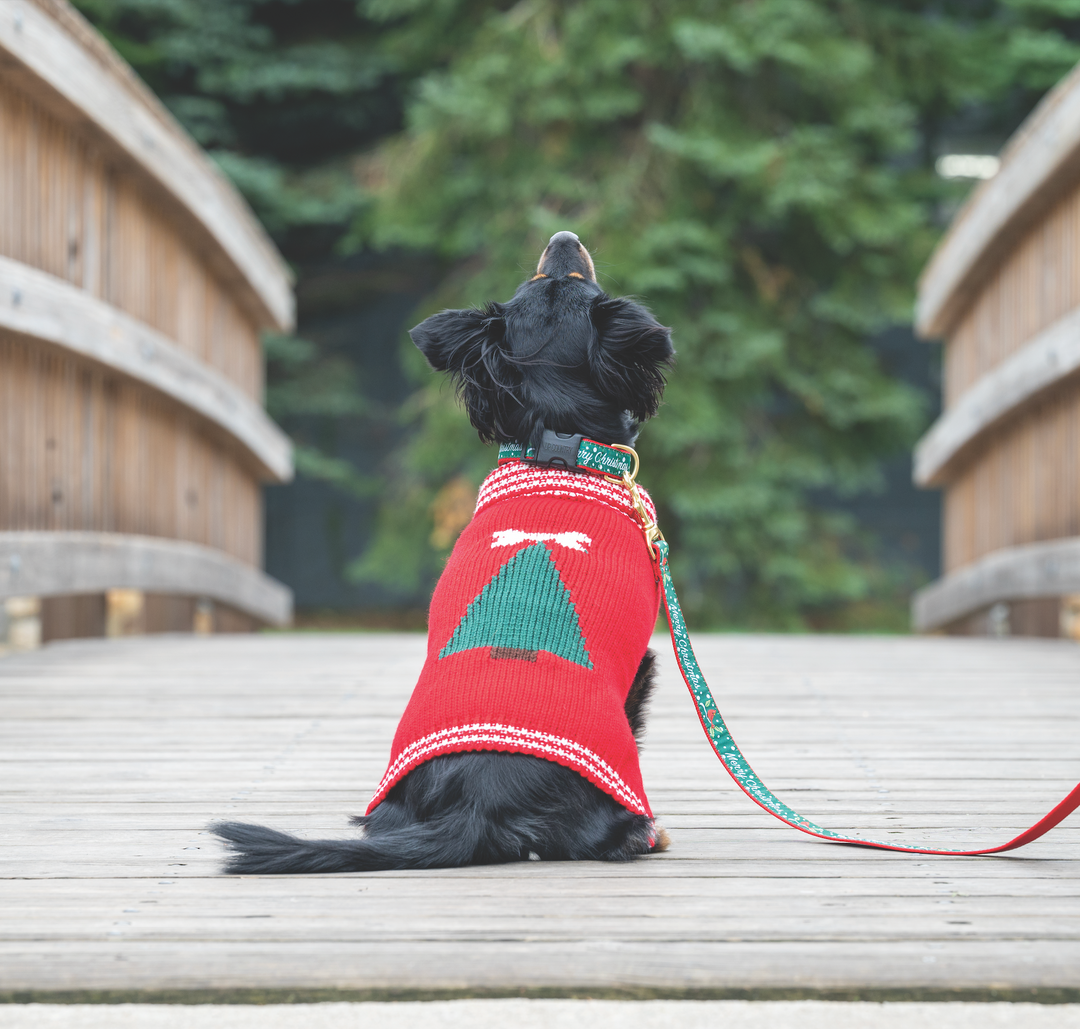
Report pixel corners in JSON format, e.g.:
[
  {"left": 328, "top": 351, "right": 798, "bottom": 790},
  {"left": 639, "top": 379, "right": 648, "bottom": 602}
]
[{"left": 490, "top": 529, "right": 592, "bottom": 553}]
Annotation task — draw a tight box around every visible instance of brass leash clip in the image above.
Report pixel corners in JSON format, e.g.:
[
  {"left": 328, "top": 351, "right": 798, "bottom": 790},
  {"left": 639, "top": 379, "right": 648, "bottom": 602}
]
[{"left": 608, "top": 445, "right": 665, "bottom": 551}]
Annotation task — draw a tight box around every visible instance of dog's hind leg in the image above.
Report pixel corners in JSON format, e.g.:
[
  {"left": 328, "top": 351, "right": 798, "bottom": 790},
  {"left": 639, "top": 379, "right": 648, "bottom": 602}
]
[
  {"left": 624, "top": 648, "right": 658, "bottom": 746},
  {"left": 357, "top": 752, "right": 665, "bottom": 865},
  {"left": 620, "top": 649, "right": 670, "bottom": 853}
]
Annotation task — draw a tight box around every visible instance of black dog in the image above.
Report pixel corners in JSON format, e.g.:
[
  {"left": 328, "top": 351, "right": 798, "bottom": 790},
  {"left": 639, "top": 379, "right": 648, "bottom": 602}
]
[{"left": 211, "top": 231, "right": 674, "bottom": 873}]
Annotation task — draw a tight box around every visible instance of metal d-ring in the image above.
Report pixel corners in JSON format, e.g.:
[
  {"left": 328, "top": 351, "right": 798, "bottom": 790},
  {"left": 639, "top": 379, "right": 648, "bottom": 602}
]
[{"left": 608, "top": 443, "right": 640, "bottom": 483}]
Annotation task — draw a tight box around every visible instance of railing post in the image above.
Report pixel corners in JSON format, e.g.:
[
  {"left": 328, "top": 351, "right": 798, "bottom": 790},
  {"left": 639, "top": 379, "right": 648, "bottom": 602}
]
[
  {"left": 3, "top": 596, "right": 41, "bottom": 652},
  {"left": 105, "top": 589, "right": 145, "bottom": 638}
]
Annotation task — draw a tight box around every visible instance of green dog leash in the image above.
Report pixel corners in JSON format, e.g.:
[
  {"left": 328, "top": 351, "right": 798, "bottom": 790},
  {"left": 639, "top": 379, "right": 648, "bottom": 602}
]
[{"left": 609, "top": 449, "right": 1080, "bottom": 856}]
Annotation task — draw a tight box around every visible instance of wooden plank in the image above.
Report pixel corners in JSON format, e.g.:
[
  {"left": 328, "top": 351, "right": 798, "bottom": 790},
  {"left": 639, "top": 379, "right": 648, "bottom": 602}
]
[
  {"left": 937, "top": 388, "right": 1080, "bottom": 579},
  {"left": 6, "top": 877, "right": 1079, "bottom": 899},
  {"left": 0, "top": 0, "right": 293, "bottom": 331},
  {"left": 1, "top": 633, "right": 1079, "bottom": 995},
  {"left": 911, "top": 537, "right": 1080, "bottom": 630},
  {"left": 940, "top": 187, "right": 1080, "bottom": 406},
  {"left": 914, "top": 306, "right": 1080, "bottom": 487},
  {"left": 0, "top": 531, "right": 292, "bottom": 624},
  {"left": 0, "top": 256, "right": 291, "bottom": 481},
  {"left": 0, "top": 326, "right": 266, "bottom": 570},
  {"left": 2, "top": 939, "right": 1080, "bottom": 993}
]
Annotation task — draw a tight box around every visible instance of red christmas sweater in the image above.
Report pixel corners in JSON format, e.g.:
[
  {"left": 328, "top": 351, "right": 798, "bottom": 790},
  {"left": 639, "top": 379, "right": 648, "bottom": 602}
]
[{"left": 366, "top": 459, "right": 661, "bottom": 817}]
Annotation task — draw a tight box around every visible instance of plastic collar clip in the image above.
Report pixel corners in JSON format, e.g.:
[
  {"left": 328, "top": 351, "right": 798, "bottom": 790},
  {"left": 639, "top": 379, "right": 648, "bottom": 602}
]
[{"left": 534, "top": 430, "right": 583, "bottom": 469}]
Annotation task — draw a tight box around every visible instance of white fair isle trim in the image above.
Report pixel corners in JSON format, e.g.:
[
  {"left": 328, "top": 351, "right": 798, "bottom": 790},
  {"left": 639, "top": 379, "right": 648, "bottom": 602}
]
[
  {"left": 370, "top": 723, "right": 648, "bottom": 816},
  {"left": 491, "top": 529, "right": 592, "bottom": 553},
  {"left": 476, "top": 463, "right": 657, "bottom": 525}
]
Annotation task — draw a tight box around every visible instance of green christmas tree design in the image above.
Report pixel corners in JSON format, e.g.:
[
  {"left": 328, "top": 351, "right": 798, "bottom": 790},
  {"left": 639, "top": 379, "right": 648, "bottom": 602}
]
[{"left": 439, "top": 543, "right": 592, "bottom": 668}]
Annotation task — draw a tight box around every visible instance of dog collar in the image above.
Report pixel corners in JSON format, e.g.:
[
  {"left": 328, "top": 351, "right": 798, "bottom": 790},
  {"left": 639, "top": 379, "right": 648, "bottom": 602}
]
[{"left": 497, "top": 430, "right": 636, "bottom": 479}]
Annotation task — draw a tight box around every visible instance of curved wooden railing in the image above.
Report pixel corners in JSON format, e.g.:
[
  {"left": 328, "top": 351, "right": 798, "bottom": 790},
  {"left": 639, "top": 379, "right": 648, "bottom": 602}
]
[
  {"left": 0, "top": 0, "right": 294, "bottom": 639},
  {"left": 0, "top": 532, "right": 292, "bottom": 626},
  {"left": 914, "top": 306, "right": 1080, "bottom": 489},
  {"left": 913, "top": 538, "right": 1080, "bottom": 633},
  {"left": 0, "top": 257, "right": 291, "bottom": 481},
  {"left": 914, "top": 61, "right": 1080, "bottom": 636}
]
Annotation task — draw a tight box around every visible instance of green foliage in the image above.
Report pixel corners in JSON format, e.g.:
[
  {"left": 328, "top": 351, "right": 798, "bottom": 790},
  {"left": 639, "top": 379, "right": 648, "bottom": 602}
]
[
  {"left": 344, "top": 372, "right": 494, "bottom": 597},
  {"left": 262, "top": 330, "right": 382, "bottom": 499},
  {"left": 72, "top": 0, "right": 396, "bottom": 231},
  {"left": 263, "top": 332, "right": 370, "bottom": 419},
  {"left": 353, "top": 0, "right": 1080, "bottom": 628}
]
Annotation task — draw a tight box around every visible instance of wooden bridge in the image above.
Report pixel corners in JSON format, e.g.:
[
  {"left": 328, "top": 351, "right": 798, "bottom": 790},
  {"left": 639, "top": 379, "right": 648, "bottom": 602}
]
[
  {"left": 0, "top": 6, "right": 1078, "bottom": 1010},
  {"left": 2, "top": 631, "right": 1077, "bottom": 1002}
]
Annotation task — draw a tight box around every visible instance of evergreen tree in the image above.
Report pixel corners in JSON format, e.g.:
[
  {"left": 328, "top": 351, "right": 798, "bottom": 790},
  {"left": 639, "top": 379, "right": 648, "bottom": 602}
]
[{"left": 353, "top": 0, "right": 1080, "bottom": 628}]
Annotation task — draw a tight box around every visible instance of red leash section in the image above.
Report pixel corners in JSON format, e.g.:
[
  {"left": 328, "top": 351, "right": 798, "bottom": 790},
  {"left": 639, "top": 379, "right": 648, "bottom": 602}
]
[{"left": 655, "top": 540, "right": 1080, "bottom": 856}]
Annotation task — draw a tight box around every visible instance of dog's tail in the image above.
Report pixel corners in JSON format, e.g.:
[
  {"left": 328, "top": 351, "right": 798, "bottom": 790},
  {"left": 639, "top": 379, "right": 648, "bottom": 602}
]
[{"left": 207, "top": 818, "right": 489, "bottom": 875}]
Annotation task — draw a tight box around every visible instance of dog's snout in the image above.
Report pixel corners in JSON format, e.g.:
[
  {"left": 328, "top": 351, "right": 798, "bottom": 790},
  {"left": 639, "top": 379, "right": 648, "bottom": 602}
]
[{"left": 536, "top": 230, "right": 596, "bottom": 282}]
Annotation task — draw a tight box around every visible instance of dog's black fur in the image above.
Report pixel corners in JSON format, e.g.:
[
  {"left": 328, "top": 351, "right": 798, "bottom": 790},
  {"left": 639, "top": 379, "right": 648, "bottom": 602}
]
[{"left": 211, "top": 232, "right": 674, "bottom": 873}]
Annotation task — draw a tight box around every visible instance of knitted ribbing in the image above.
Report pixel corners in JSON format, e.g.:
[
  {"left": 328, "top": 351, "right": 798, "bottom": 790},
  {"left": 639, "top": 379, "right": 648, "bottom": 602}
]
[
  {"left": 367, "top": 461, "right": 660, "bottom": 817},
  {"left": 479, "top": 458, "right": 658, "bottom": 524}
]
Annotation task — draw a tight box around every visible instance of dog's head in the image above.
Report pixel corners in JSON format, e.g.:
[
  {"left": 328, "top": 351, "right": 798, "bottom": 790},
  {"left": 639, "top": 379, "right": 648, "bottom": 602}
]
[{"left": 410, "top": 231, "right": 674, "bottom": 451}]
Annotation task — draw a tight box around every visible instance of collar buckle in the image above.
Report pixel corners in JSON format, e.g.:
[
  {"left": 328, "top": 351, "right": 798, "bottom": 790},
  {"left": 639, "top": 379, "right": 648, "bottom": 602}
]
[{"left": 533, "top": 430, "right": 584, "bottom": 470}]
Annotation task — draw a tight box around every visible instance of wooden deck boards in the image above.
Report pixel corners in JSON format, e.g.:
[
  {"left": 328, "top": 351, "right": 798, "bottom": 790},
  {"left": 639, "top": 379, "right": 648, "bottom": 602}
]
[{"left": 1, "top": 632, "right": 1078, "bottom": 999}]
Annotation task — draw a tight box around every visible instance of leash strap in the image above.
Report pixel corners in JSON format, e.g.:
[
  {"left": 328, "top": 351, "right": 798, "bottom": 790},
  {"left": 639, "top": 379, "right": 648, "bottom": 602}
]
[{"left": 653, "top": 538, "right": 1080, "bottom": 855}]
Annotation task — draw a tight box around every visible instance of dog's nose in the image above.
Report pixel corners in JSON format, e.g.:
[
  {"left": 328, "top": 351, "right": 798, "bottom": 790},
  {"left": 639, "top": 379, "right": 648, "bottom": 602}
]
[
  {"left": 536, "top": 230, "right": 595, "bottom": 282},
  {"left": 548, "top": 231, "right": 580, "bottom": 245}
]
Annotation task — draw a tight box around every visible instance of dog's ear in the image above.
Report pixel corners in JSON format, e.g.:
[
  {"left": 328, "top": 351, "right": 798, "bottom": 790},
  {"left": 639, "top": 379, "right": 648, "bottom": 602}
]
[
  {"left": 588, "top": 296, "right": 674, "bottom": 422},
  {"left": 409, "top": 304, "right": 517, "bottom": 443},
  {"left": 410, "top": 305, "right": 502, "bottom": 373}
]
